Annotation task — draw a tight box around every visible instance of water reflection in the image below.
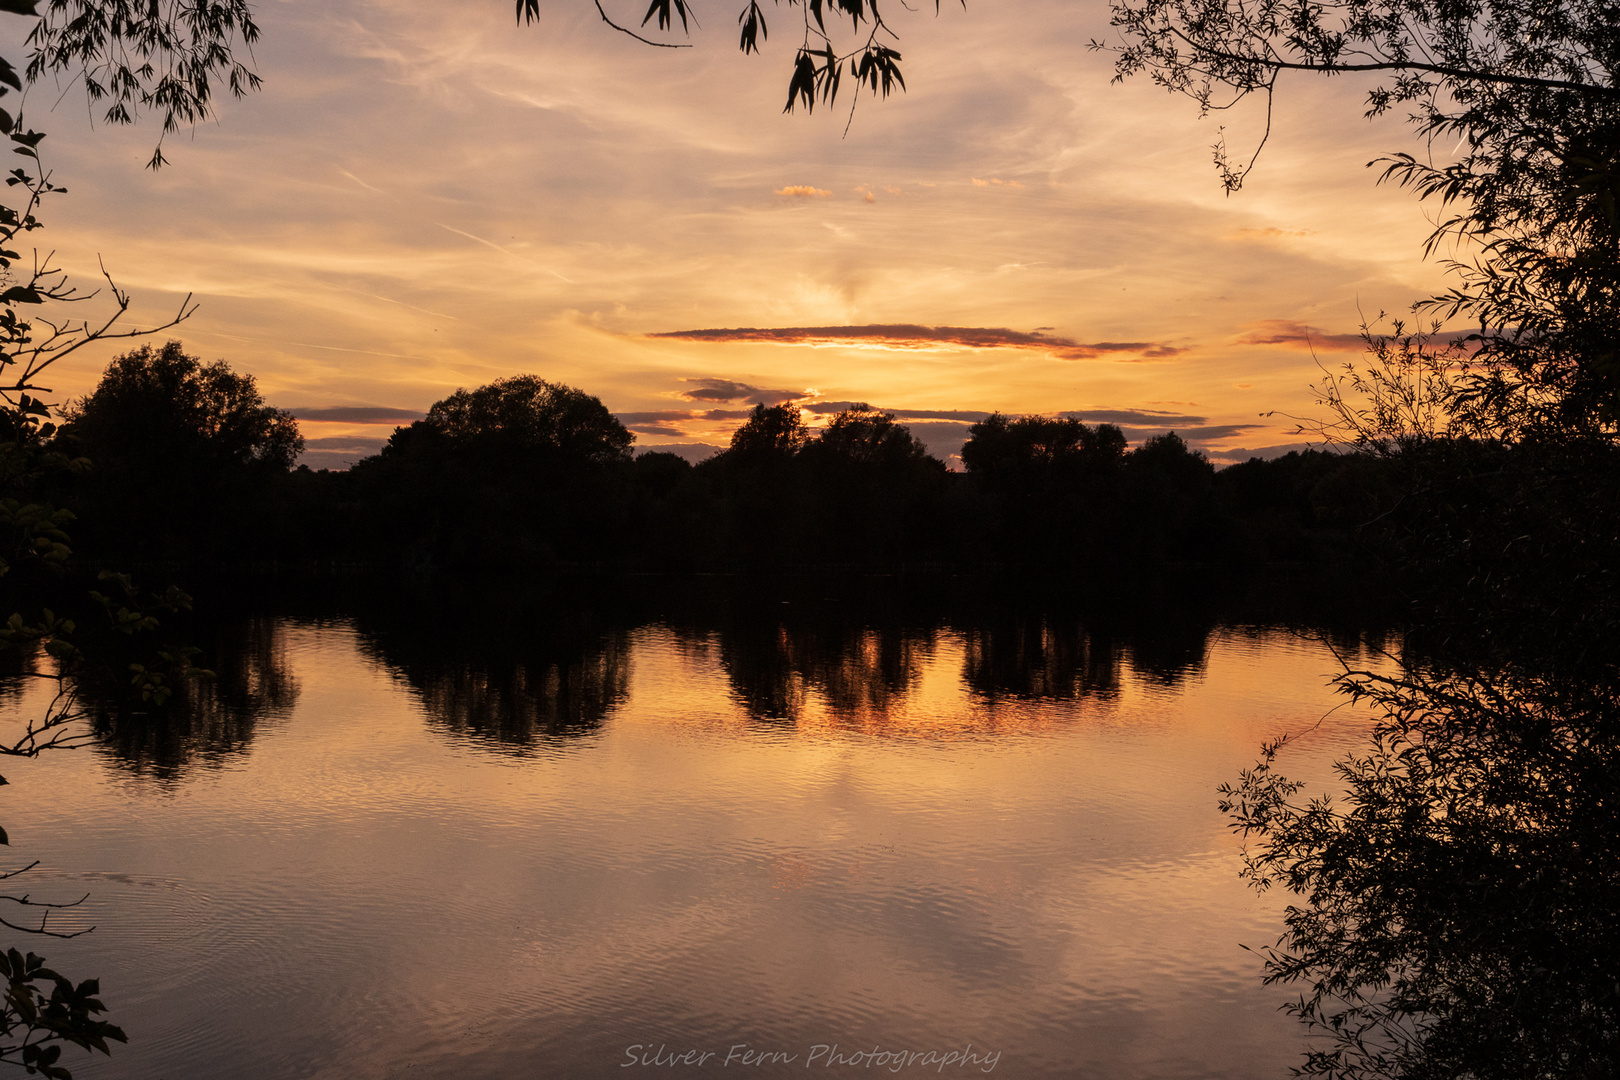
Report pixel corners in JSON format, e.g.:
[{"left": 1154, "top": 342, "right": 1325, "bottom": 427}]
[
  {"left": 8, "top": 573, "right": 1413, "bottom": 1080},
  {"left": 960, "top": 618, "right": 1126, "bottom": 702},
  {"left": 91, "top": 615, "right": 299, "bottom": 780},
  {"left": 674, "top": 591, "right": 1228, "bottom": 735},
  {"left": 350, "top": 596, "right": 631, "bottom": 752},
  {"left": 69, "top": 573, "right": 1390, "bottom": 772},
  {"left": 706, "top": 604, "right": 937, "bottom": 724},
  {"left": 0, "top": 639, "right": 33, "bottom": 712}
]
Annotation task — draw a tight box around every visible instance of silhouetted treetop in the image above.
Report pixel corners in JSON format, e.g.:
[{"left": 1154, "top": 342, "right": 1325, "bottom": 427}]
[
  {"left": 961, "top": 413, "right": 1127, "bottom": 476},
  {"left": 62, "top": 340, "right": 301, "bottom": 471},
  {"left": 808, "top": 403, "right": 934, "bottom": 468},
  {"left": 1128, "top": 431, "right": 1212, "bottom": 479},
  {"left": 726, "top": 402, "right": 810, "bottom": 461},
  {"left": 422, "top": 375, "right": 632, "bottom": 464}
]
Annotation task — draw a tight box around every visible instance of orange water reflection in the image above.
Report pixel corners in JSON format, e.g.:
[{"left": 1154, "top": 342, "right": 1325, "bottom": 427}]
[{"left": 2, "top": 605, "right": 1387, "bottom": 1080}]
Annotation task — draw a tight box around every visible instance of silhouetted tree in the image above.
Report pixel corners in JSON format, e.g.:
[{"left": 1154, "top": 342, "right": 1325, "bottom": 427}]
[
  {"left": 960, "top": 413, "right": 1129, "bottom": 566},
  {"left": 960, "top": 413, "right": 1127, "bottom": 476},
  {"left": 723, "top": 402, "right": 810, "bottom": 462},
  {"left": 422, "top": 375, "right": 632, "bottom": 464},
  {"left": 798, "top": 404, "right": 950, "bottom": 565},
  {"left": 1219, "top": 344, "right": 1620, "bottom": 1078},
  {"left": 347, "top": 376, "right": 635, "bottom": 570},
  {"left": 1119, "top": 432, "right": 1225, "bottom": 561},
  {"left": 58, "top": 342, "right": 302, "bottom": 560},
  {"left": 1215, "top": 450, "right": 1386, "bottom": 564},
  {"left": 696, "top": 404, "right": 816, "bottom": 566},
  {"left": 64, "top": 342, "right": 300, "bottom": 469}
]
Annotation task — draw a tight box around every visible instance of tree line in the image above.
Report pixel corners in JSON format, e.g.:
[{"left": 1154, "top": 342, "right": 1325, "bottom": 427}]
[{"left": 45, "top": 341, "right": 1397, "bottom": 575}]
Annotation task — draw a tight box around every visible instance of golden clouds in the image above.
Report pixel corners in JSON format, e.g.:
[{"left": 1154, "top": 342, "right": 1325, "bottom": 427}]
[{"left": 23, "top": 0, "right": 1460, "bottom": 466}]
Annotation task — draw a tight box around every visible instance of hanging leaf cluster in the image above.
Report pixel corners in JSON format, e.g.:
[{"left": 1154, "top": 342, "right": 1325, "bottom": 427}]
[{"left": 532, "top": 0, "right": 958, "bottom": 123}]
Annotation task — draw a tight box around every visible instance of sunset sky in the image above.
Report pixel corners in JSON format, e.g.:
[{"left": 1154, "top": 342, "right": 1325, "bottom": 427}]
[{"left": 19, "top": 0, "right": 1458, "bottom": 468}]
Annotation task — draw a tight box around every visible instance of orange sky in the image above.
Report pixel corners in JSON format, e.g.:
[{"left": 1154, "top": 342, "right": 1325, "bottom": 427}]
[{"left": 18, "top": 0, "right": 1460, "bottom": 468}]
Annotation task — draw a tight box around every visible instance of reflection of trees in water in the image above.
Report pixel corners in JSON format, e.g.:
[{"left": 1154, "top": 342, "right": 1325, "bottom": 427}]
[
  {"left": 409, "top": 636, "right": 630, "bottom": 748},
  {"left": 960, "top": 609, "right": 1218, "bottom": 701},
  {"left": 0, "top": 641, "right": 32, "bottom": 712},
  {"left": 710, "top": 606, "right": 935, "bottom": 725},
  {"left": 1125, "top": 615, "right": 1214, "bottom": 688},
  {"left": 961, "top": 619, "right": 1123, "bottom": 701},
  {"left": 352, "top": 598, "right": 631, "bottom": 753},
  {"left": 92, "top": 616, "right": 299, "bottom": 781},
  {"left": 704, "top": 594, "right": 1228, "bottom": 727}
]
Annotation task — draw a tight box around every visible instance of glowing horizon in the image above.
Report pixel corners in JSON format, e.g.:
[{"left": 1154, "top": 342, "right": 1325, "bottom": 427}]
[{"left": 19, "top": 0, "right": 1458, "bottom": 470}]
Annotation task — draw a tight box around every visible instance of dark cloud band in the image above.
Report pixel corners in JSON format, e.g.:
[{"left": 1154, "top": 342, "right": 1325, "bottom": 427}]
[
  {"left": 292, "top": 406, "right": 426, "bottom": 424},
  {"left": 651, "top": 324, "right": 1184, "bottom": 361},
  {"left": 1235, "top": 320, "right": 1365, "bottom": 352}
]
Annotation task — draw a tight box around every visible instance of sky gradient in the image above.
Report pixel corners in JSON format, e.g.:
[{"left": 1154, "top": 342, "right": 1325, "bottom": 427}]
[{"left": 19, "top": 0, "right": 1458, "bottom": 468}]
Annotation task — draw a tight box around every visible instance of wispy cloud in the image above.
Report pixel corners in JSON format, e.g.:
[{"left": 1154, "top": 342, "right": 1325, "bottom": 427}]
[
  {"left": 1230, "top": 227, "right": 1315, "bottom": 242},
  {"left": 616, "top": 410, "right": 700, "bottom": 424},
  {"left": 302, "top": 435, "right": 391, "bottom": 451},
  {"left": 292, "top": 407, "right": 426, "bottom": 423},
  {"left": 616, "top": 408, "right": 759, "bottom": 424},
  {"left": 1062, "top": 408, "right": 1206, "bottom": 426},
  {"left": 1235, "top": 320, "right": 1365, "bottom": 352},
  {"left": 678, "top": 378, "right": 810, "bottom": 404},
  {"left": 1206, "top": 441, "right": 1341, "bottom": 462},
  {"left": 650, "top": 325, "right": 1185, "bottom": 361},
  {"left": 774, "top": 185, "right": 831, "bottom": 198},
  {"left": 437, "top": 223, "right": 575, "bottom": 283}
]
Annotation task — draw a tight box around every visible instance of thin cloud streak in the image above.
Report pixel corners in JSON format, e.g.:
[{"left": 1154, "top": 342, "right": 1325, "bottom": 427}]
[
  {"left": 1235, "top": 320, "right": 1365, "bottom": 352},
  {"left": 338, "top": 169, "right": 394, "bottom": 198},
  {"left": 437, "top": 224, "right": 575, "bottom": 283},
  {"left": 1064, "top": 408, "right": 1207, "bottom": 426},
  {"left": 650, "top": 324, "right": 1186, "bottom": 360}
]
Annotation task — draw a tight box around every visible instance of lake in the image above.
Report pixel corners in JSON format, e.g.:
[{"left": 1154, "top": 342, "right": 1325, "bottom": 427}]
[{"left": 3, "top": 576, "right": 1389, "bottom": 1079}]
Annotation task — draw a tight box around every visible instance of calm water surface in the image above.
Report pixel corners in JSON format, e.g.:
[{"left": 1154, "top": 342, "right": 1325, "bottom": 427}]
[{"left": 5, "top": 593, "right": 1384, "bottom": 1079}]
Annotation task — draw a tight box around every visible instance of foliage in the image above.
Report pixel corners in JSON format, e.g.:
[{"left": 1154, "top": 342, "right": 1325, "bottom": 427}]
[
  {"left": 960, "top": 413, "right": 1127, "bottom": 476},
  {"left": 1100, "top": 0, "right": 1620, "bottom": 193},
  {"left": 1102, "top": 4, "right": 1620, "bottom": 1071},
  {"left": 25, "top": 0, "right": 262, "bottom": 168},
  {"left": 49, "top": 341, "right": 301, "bottom": 562},
  {"left": 1103, "top": 0, "right": 1620, "bottom": 437},
  {"left": 422, "top": 374, "right": 632, "bottom": 465},
  {"left": 1227, "top": 332, "right": 1620, "bottom": 1080},
  {"left": 1221, "top": 631, "right": 1620, "bottom": 1079},
  {"left": 724, "top": 402, "right": 810, "bottom": 461},
  {"left": 0, "top": 0, "right": 268, "bottom": 1069},
  {"left": 155, "top": 385, "right": 1390, "bottom": 574},
  {"left": 62, "top": 341, "right": 301, "bottom": 471},
  {"left": 518, "top": 0, "right": 931, "bottom": 124},
  {"left": 340, "top": 376, "right": 636, "bottom": 570},
  {"left": 805, "top": 403, "right": 930, "bottom": 468},
  {"left": 0, "top": 950, "right": 123, "bottom": 1080}
]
